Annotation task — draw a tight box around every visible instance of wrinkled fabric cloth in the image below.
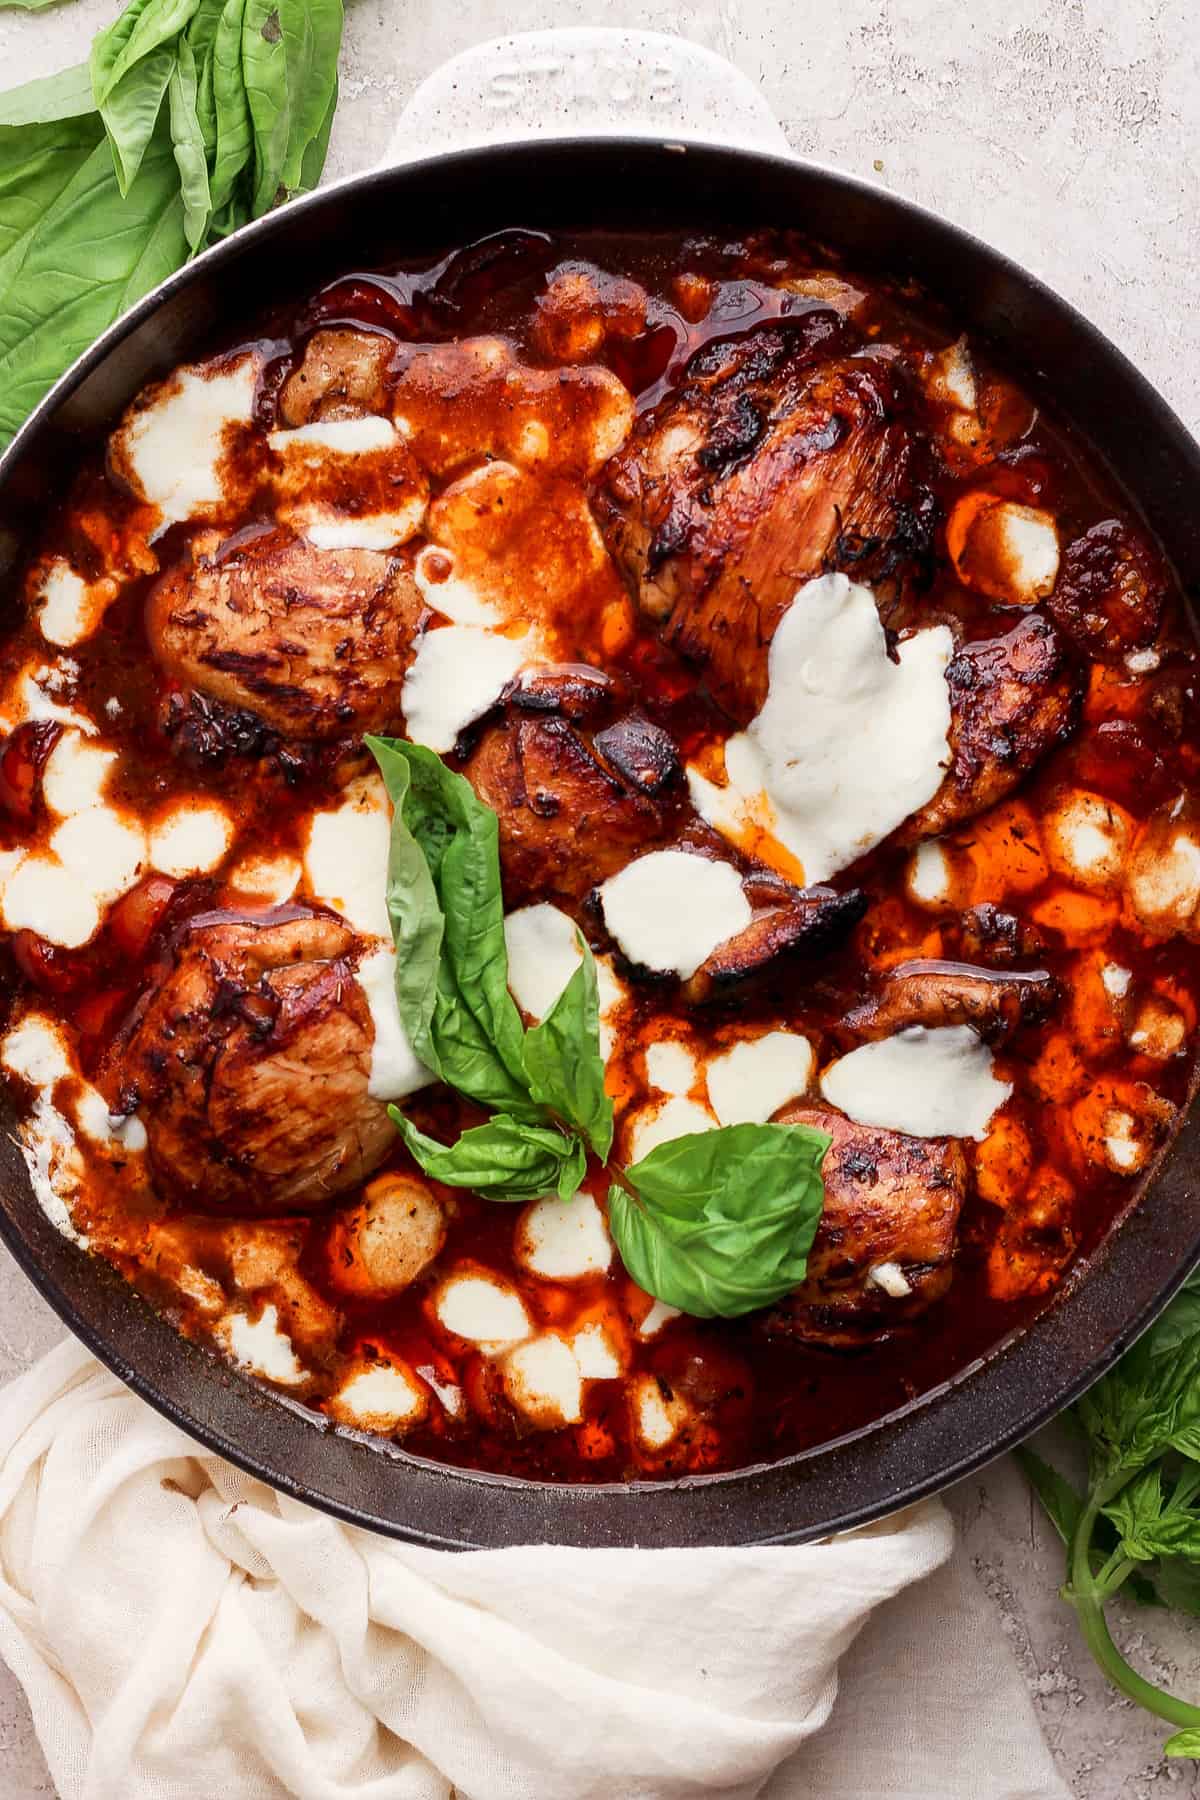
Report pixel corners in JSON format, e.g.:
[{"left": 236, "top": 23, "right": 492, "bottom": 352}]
[{"left": 0, "top": 1339, "right": 1069, "bottom": 1800}]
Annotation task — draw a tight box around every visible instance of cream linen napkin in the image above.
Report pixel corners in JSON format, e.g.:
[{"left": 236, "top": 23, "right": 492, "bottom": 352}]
[{"left": 0, "top": 1339, "right": 1069, "bottom": 1800}]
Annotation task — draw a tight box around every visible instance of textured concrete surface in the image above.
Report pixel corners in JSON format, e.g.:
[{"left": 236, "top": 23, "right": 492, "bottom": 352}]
[{"left": 1, "top": 1, "right": 1199, "bottom": 1795}]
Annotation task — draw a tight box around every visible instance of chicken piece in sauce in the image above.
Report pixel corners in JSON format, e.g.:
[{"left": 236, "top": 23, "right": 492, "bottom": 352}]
[
  {"left": 595, "top": 316, "right": 936, "bottom": 721},
  {"left": 278, "top": 328, "right": 395, "bottom": 425},
  {"left": 838, "top": 958, "right": 1057, "bottom": 1046},
  {"left": 102, "top": 910, "right": 394, "bottom": 1212},
  {"left": 146, "top": 529, "right": 423, "bottom": 740},
  {"left": 902, "top": 611, "right": 1083, "bottom": 841},
  {"left": 767, "top": 1102, "right": 968, "bottom": 1344}
]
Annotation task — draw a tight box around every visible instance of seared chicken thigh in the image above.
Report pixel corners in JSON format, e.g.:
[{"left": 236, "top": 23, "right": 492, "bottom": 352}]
[
  {"left": 278, "top": 328, "right": 395, "bottom": 425},
  {"left": 768, "top": 1102, "right": 968, "bottom": 1344},
  {"left": 146, "top": 529, "right": 423, "bottom": 739},
  {"left": 904, "top": 612, "right": 1082, "bottom": 840},
  {"left": 839, "top": 959, "right": 1057, "bottom": 1046},
  {"left": 596, "top": 318, "right": 936, "bottom": 721},
  {"left": 102, "top": 910, "right": 395, "bottom": 1212}
]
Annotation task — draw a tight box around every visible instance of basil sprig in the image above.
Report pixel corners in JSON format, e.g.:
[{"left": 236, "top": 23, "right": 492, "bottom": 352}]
[{"left": 366, "top": 735, "right": 829, "bottom": 1319}]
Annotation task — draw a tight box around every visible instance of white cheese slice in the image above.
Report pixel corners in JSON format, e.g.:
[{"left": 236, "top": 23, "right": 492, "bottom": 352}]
[
  {"left": 909, "top": 840, "right": 951, "bottom": 906},
  {"left": 820, "top": 1024, "right": 1011, "bottom": 1142},
  {"left": 705, "top": 1030, "right": 814, "bottom": 1127},
  {"left": 303, "top": 775, "right": 391, "bottom": 937},
  {"left": 637, "top": 1299, "right": 681, "bottom": 1339},
  {"left": 401, "top": 623, "right": 528, "bottom": 752},
  {"left": 1102, "top": 963, "right": 1133, "bottom": 999},
  {"left": 435, "top": 1274, "right": 530, "bottom": 1351},
  {"left": 42, "top": 731, "right": 117, "bottom": 817},
  {"left": 115, "top": 358, "right": 258, "bottom": 524},
  {"left": 599, "top": 850, "right": 751, "bottom": 979},
  {"left": 355, "top": 945, "right": 431, "bottom": 1102},
  {"left": 644, "top": 1039, "right": 696, "bottom": 1096},
  {"left": 630, "top": 1374, "right": 692, "bottom": 1451},
  {"left": 149, "top": 801, "right": 232, "bottom": 877},
  {"left": 1044, "top": 791, "right": 1130, "bottom": 889},
  {"left": 219, "top": 1304, "right": 306, "bottom": 1385},
  {"left": 515, "top": 1190, "right": 612, "bottom": 1280},
  {"left": 688, "top": 575, "right": 953, "bottom": 884}
]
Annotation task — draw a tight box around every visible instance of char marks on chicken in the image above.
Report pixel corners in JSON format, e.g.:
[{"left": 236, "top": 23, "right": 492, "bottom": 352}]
[
  {"left": 595, "top": 313, "right": 937, "bottom": 721},
  {"left": 767, "top": 1103, "right": 968, "bottom": 1345}
]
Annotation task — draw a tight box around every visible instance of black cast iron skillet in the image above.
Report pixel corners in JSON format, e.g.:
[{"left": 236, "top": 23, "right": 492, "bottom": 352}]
[{"left": 1, "top": 139, "right": 1198, "bottom": 1549}]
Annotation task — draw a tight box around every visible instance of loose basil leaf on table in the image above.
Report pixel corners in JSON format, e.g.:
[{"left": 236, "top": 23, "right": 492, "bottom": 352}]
[
  {"left": 607, "top": 1122, "right": 830, "bottom": 1319},
  {"left": 522, "top": 948, "right": 614, "bottom": 1162},
  {"left": 391, "top": 1110, "right": 586, "bottom": 1206}
]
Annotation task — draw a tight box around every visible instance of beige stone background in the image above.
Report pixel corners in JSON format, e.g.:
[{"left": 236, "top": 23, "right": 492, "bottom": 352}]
[{"left": 2, "top": 1, "right": 1200, "bottom": 1794}]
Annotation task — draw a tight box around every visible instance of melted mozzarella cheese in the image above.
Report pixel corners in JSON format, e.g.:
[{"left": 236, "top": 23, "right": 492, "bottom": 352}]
[
  {"left": 909, "top": 840, "right": 951, "bottom": 906},
  {"left": 868, "top": 1261, "right": 913, "bottom": 1298},
  {"left": 269, "top": 417, "right": 426, "bottom": 551},
  {"left": 36, "top": 562, "right": 115, "bottom": 649},
  {"left": 115, "top": 358, "right": 258, "bottom": 524},
  {"left": 821, "top": 1025, "right": 1011, "bottom": 1141},
  {"left": 3, "top": 855, "right": 101, "bottom": 947},
  {"left": 2, "top": 1014, "right": 72, "bottom": 1086},
  {"left": 402, "top": 623, "right": 529, "bottom": 752},
  {"left": 42, "top": 731, "right": 116, "bottom": 816},
  {"left": 1102, "top": 963, "right": 1133, "bottom": 999},
  {"left": 149, "top": 801, "right": 232, "bottom": 877},
  {"left": 630, "top": 1374, "right": 692, "bottom": 1451},
  {"left": 329, "top": 1362, "right": 427, "bottom": 1429},
  {"left": 435, "top": 1273, "right": 530, "bottom": 1350},
  {"left": 52, "top": 807, "right": 145, "bottom": 903},
  {"left": 571, "top": 1322, "right": 623, "bottom": 1380},
  {"left": 1044, "top": 792, "right": 1130, "bottom": 889},
  {"left": 629, "top": 1095, "right": 716, "bottom": 1162},
  {"left": 15, "top": 1095, "right": 86, "bottom": 1241},
  {"left": 637, "top": 1298, "right": 681, "bottom": 1339},
  {"left": 599, "top": 850, "right": 751, "bottom": 978},
  {"left": 515, "top": 1190, "right": 612, "bottom": 1280},
  {"left": 13, "top": 668, "right": 95, "bottom": 735},
  {"left": 228, "top": 852, "right": 301, "bottom": 902},
  {"left": 505, "top": 902, "right": 583, "bottom": 1019},
  {"left": 705, "top": 1030, "right": 814, "bottom": 1127},
  {"left": 355, "top": 945, "right": 430, "bottom": 1101},
  {"left": 688, "top": 575, "right": 953, "bottom": 884},
  {"left": 414, "top": 545, "right": 502, "bottom": 626},
  {"left": 303, "top": 775, "right": 391, "bottom": 937},
  {"left": 644, "top": 1039, "right": 696, "bottom": 1096},
  {"left": 502, "top": 1333, "right": 583, "bottom": 1428},
  {"left": 219, "top": 1305, "right": 306, "bottom": 1385}
]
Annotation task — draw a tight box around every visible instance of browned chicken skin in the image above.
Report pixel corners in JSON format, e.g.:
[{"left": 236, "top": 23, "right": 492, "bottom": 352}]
[
  {"left": 278, "top": 328, "right": 395, "bottom": 426},
  {"left": 767, "top": 1103, "right": 968, "bottom": 1344},
  {"left": 146, "top": 528, "right": 424, "bottom": 739},
  {"left": 595, "top": 317, "right": 936, "bottom": 721},
  {"left": 838, "top": 958, "right": 1057, "bottom": 1046},
  {"left": 903, "top": 611, "right": 1083, "bottom": 840},
  {"left": 102, "top": 910, "right": 394, "bottom": 1213}
]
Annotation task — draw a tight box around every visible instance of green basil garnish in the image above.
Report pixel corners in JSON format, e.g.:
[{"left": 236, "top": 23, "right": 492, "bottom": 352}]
[{"left": 367, "top": 735, "right": 828, "bottom": 1319}]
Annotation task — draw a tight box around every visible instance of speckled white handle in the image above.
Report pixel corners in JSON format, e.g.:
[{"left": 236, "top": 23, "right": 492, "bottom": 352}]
[{"left": 380, "top": 28, "right": 790, "bottom": 167}]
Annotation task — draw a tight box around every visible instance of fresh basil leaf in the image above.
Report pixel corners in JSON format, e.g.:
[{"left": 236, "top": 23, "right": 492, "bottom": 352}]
[
  {"left": 184, "top": 0, "right": 224, "bottom": 151},
  {"left": 0, "top": 63, "right": 95, "bottom": 127},
  {"left": 241, "top": 0, "right": 342, "bottom": 212},
  {"left": 167, "top": 36, "right": 211, "bottom": 249},
  {"left": 0, "top": 0, "right": 69, "bottom": 9},
  {"left": 609, "top": 1122, "right": 829, "bottom": 1319},
  {"left": 91, "top": 0, "right": 200, "bottom": 107},
  {"left": 523, "top": 943, "right": 614, "bottom": 1161},
  {"left": 1016, "top": 1446, "right": 1087, "bottom": 1549},
  {"left": 391, "top": 1108, "right": 575, "bottom": 1203},
  {"left": 0, "top": 114, "right": 187, "bottom": 443},
  {"left": 368, "top": 738, "right": 535, "bottom": 1118},
  {"left": 1165, "top": 1728, "right": 1200, "bottom": 1759},
  {"left": 1101, "top": 1467, "right": 1166, "bottom": 1562},
  {"left": 1152, "top": 1556, "right": 1200, "bottom": 1615},
  {"left": 296, "top": 70, "right": 336, "bottom": 195},
  {"left": 207, "top": 0, "right": 252, "bottom": 213},
  {"left": 366, "top": 735, "right": 445, "bottom": 1070},
  {"left": 90, "top": 0, "right": 203, "bottom": 194},
  {"left": 555, "top": 1133, "right": 589, "bottom": 1203}
]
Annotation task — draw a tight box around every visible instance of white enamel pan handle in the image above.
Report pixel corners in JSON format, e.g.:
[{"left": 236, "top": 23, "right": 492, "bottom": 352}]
[{"left": 380, "top": 28, "right": 790, "bottom": 167}]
